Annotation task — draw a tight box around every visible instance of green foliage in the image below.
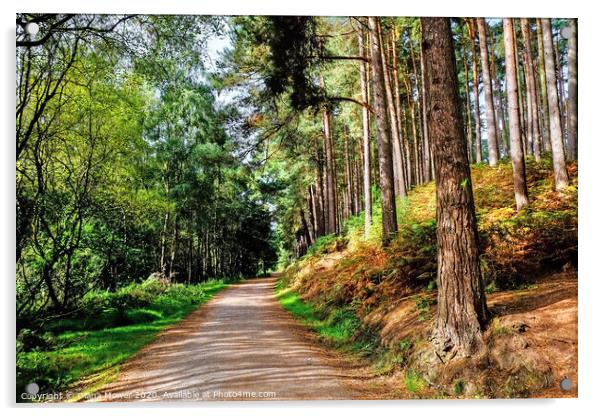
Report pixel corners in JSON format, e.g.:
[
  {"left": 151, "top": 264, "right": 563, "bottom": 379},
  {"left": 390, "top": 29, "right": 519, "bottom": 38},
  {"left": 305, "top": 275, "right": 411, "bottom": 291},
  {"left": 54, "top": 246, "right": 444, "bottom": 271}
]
[
  {"left": 16, "top": 279, "right": 227, "bottom": 401},
  {"left": 404, "top": 370, "right": 427, "bottom": 393},
  {"left": 16, "top": 14, "right": 277, "bottom": 326},
  {"left": 276, "top": 286, "right": 360, "bottom": 346}
]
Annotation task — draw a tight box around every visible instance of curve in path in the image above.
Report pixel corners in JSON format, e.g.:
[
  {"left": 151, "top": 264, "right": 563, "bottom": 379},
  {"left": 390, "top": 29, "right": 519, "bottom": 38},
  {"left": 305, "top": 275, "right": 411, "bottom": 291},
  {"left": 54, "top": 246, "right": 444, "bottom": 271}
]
[{"left": 94, "top": 277, "right": 356, "bottom": 401}]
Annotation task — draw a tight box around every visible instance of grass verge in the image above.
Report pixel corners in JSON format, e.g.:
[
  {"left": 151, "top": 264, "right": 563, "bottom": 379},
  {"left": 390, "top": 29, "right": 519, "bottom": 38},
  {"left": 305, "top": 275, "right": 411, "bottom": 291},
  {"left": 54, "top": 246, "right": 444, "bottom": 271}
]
[{"left": 17, "top": 279, "right": 228, "bottom": 402}]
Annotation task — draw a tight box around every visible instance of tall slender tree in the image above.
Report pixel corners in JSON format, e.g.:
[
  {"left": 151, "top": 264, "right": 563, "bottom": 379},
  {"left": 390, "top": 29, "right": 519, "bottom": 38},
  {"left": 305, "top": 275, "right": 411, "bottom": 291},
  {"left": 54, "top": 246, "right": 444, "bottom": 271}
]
[
  {"left": 541, "top": 18, "right": 569, "bottom": 190},
  {"left": 503, "top": 18, "right": 530, "bottom": 211},
  {"left": 358, "top": 27, "right": 372, "bottom": 239},
  {"left": 421, "top": 17, "right": 489, "bottom": 357},
  {"left": 419, "top": 27, "right": 433, "bottom": 181},
  {"left": 467, "top": 19, "right": 483, "bottom": 163},
  {"left": 368, "top": 16, "right": 398, "bottom": 246},
  {"left": 379, "top": 22, "right": 407, "bottom": 198},
  {"left": 536, "top": 19, "right": 552, "bottom": 152},
  {"left": 476, "top": 18, "right": 499, "bottom": 166},
  {"left": 566, "top": 19, "right": 578, "bottom": 161},
  {"left": 520, "top": 18, "right": 542, "bottom": 161}
]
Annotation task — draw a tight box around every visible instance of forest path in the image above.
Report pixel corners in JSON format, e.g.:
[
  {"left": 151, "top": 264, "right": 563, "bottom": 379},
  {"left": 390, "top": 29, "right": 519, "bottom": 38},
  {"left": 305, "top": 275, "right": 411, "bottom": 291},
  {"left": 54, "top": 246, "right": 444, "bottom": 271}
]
[{"left": 93, "top": 277, "right": 358, "bottom": 401}]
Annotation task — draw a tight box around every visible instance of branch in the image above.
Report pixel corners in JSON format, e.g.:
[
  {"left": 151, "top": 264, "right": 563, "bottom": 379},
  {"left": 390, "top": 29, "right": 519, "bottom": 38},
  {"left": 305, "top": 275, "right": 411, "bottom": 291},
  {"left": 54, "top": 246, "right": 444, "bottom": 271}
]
[
  {"left": 318, "top": 54, "right": 369, "bottom": 63},
  {"left": 328, "top": 96, "right": 374, "bottom": 113},
  {"left": 16, "top": 14, "right": 75, "bottom": 47}
]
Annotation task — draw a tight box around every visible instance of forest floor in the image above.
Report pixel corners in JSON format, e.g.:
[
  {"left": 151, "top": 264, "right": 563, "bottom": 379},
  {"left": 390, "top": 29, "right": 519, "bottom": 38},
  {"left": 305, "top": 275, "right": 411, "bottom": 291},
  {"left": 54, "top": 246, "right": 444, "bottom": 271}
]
[
  {"left": 86, "top": 277, "right": 364, "bottom": 401},
  {"left": 347, "top": 270, "right": 578, "bottom": 399}
]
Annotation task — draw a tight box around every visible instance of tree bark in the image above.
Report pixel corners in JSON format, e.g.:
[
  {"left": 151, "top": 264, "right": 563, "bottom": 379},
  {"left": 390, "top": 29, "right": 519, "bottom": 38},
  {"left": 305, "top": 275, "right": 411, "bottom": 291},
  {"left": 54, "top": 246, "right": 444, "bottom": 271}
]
[
  {"left": 368, "top": 16, "right": 398, "bottom": 246},
  {"left": 462, "top": 35, "right": 473, "bottom": 162},
  {"left": 521, "top": 18, "right": 542, "bottom": 161},
  {"left": 541, "top": 18, "right": 569, "bottom": 190},
  {"left": 313, "top": 140, "right": 326, "bottom": 237},
  {"left": 358, "top": 27, "right": 372, "bottom": 239},
  {"left": 421, "top": 17, "right": 489, "bottom": 358},
  {"left": 476, "top": 18, "right": 500, "bottom": 166},
  {"left": 380, "top": 21, "right": 407, "bottom": 198},
  {"left": 503, "top": 19, "right": 530, "bottom": 211},
  {"left": 536, "top": 19, "right": 552, "bottom": 152},
  {"left": 468, "top": 19, "right": 483, "bottom": 163},
  {"left": 343, "top": 127, "right": 353, "bottom": 220},
  {"left": 322, "top": 105, "right": 338, "bottom": 233},
  {"left": 566, "top": 19, "right": 577, "bottom": 160},
  {"left": 419, "top": 30, "right": 433, "bottom": 180}
]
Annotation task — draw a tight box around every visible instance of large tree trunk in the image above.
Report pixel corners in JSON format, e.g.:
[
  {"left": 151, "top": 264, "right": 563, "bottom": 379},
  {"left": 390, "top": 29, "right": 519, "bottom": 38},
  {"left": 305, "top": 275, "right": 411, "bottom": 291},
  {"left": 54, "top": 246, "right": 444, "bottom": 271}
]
[
  {"left": 521, "top": 18, "right": 542, "bottom": 161},
  {"left": 566, "top": 19, "right": 577, "bottom": 160},
  {"left": 368, "top": 16, "right": 398, "bottom": 246},
  {"left": 503, "top": 19, "right": 530, "bottom": 211},
  {"left": 421, "top": 17, "right": 489, "bottom": 358},
  {"left": 476, "top": 18, "right": 500, "bottom": 166},
  {"left": 541, "top": 18, "right": 569, "bottom": 190},
  {"left": 468, "top": 19, "right": 483, "bottom": 163},
  {"left": 358, "top": 27, "right": 372, "bottom": 239}
]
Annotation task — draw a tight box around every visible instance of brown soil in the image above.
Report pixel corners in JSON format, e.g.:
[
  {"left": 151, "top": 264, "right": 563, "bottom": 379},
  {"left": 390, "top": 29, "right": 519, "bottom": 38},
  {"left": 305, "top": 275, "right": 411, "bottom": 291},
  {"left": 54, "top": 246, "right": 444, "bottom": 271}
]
[
  {"left": 90, "top": 277, "right": 363, "bottom": 401},
  {"left": 363, "top": 271, "right": 578, "bottom": 398}
]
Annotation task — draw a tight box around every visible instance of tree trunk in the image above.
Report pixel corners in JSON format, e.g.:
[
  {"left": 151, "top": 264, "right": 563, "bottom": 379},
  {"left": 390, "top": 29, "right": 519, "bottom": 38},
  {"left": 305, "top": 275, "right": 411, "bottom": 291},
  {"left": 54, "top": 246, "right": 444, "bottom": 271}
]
[
  {"left": 462, "top": 37, "right": 473, "bottom": 162},
  {"left": 421, "top": 17, "right": 489, "bottom": 358},
  {"left": 358, "top": 27, "right": 372, "bottom": 239},
  {"left": 313, "top": 140, "right": 326, "bottom": 237},
  {"left": 392, "top": 28, "right": 410, "bottom": 188},
  {"left": 380, "top": 21, "right": 407, "bottom": 198},
  {"left": 343, "top": 127, "right": 353, "bottom": 220},
  {"left": 503, "top": 18, "right": 530, "bottom": 211},
  {"left": 368, "top": 16, "right": 398, "bottom": 246},
  {"left": 541, "top": 18, "right": 569, "bottom": 190},
  {"left": 488, "top": 29, "right": 506, "bottom": 157},
  {"left": 168, "top": 214, "right": 178, "bottom": 281},
  {"left": 521, "top": 18, "right": 542, "bottom": 161},
  {"left": 554, "top": 32, "right": 566, "bottom": 141},
  {"left": 536, "top": 19, "right": 552, "bottom": 152},
  {"left": 322, "top": 106, "right": 338, "bottom": 233},
  {"left": 468, "top": 19, "right": 483, "bottom": 163},
  {"left": 300, "top": 207, "right": 312, "bottom": 248},
  {"left": 476, "top": 18, "right": 499, "bottom": 166},
  {"left": 566, "top": 19, "right": 577, "bottom": 160},
  {"left": 419, "top": 31, "right": 433, "bottom": 180},
  {"left": 159, "top": 211, "right": 169, "bottom": 275}
]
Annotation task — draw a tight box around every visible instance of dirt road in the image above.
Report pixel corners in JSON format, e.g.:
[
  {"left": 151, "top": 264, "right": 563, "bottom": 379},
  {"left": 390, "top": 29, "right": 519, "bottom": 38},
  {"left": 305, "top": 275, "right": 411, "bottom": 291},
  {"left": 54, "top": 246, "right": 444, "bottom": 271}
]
[{"left": 94, "top": 277, "right": 357, "bottom": 401}]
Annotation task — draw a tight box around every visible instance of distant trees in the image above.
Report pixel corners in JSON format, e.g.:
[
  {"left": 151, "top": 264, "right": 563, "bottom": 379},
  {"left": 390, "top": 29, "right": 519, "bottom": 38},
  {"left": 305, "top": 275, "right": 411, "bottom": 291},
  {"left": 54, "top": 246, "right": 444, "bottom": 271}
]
[
  {"left": 421, "top": 17, "right": 489, "bottom": 357},
  {"left": 16, "top": 14, "right": 276, "bottom": 321},
  {"left": 235, "top": 16, "right": 576, "bottom": 258}
]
